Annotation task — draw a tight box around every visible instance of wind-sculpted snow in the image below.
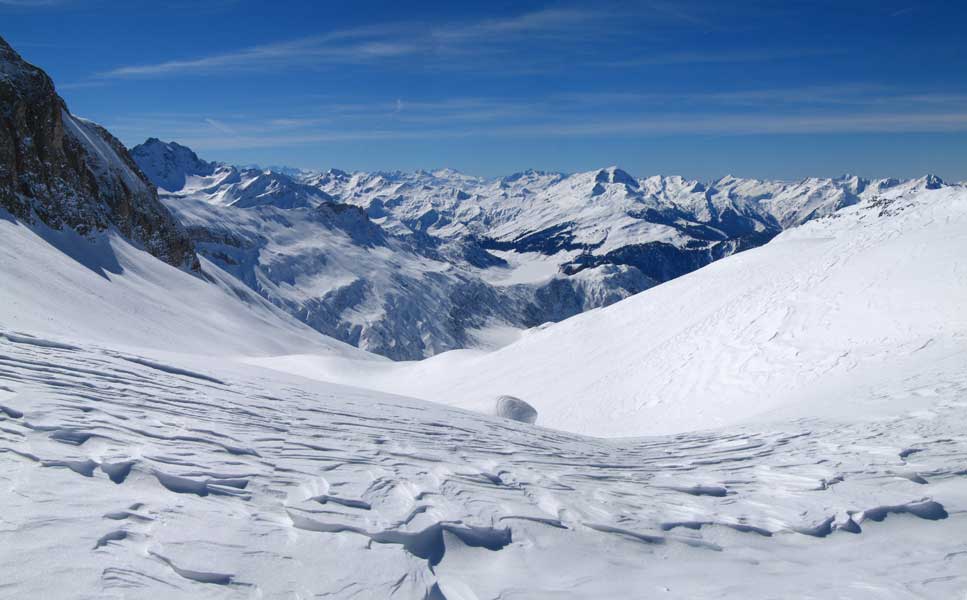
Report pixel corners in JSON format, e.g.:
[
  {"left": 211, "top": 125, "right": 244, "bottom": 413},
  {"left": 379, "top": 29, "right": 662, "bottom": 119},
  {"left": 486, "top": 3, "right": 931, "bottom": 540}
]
[{"left": 1, "top": 334, "right": 965, "bottom": 598}]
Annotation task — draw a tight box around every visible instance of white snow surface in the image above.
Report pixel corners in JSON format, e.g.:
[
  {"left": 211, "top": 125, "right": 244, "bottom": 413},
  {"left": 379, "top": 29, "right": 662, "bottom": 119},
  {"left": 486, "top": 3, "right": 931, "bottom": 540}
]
[
  {"left": 1, "top": 185, "right": 966, "bottom": 598},
  {"left": 0, "top": 211, "right": 371, "bottom": 359},
  {"left": 62, "top": 112, "right": 149, "bottom": 194},
  {"left": 253, "top": 185, "right": 967, "bottom": 437}
]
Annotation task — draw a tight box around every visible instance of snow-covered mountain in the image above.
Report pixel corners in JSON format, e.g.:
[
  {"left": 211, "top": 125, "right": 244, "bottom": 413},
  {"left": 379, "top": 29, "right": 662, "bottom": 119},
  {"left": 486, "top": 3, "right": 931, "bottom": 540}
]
[
  {"left": 133, "top": 141, "right": 660, "bottom": 359},
  {"left": 132, "top": 138, "right": 334, "bottom": 209},
  {"left": 134, "top": 139, "right": 949, "bottom": 360},
  {"left": 6, "top": 142, "right": 967, "bottom": 600},
  {"left": 128, "top": 138, "right": 217, "bottom": 193},
  {"left": 270, "top": 181, "right": 967, "bottom": 437},
  {"left": 2, "top": 36, "right": 966, "bottom": 598}
]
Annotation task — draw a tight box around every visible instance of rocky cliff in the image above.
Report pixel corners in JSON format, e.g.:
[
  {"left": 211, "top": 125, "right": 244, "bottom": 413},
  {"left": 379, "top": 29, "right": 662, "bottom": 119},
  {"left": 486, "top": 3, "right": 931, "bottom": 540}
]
[{"left": 0, "top": 36, "right": 197, "bottom": 270}]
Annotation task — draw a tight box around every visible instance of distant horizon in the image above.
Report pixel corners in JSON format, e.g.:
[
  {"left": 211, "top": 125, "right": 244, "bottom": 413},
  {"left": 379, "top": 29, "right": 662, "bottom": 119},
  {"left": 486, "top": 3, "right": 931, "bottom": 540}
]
[
  {"left": 4, "top": 0, "right": 967, "bottom": 180},
  {"left": 132, "top": 136, "right": 961, "bottom": 185}
]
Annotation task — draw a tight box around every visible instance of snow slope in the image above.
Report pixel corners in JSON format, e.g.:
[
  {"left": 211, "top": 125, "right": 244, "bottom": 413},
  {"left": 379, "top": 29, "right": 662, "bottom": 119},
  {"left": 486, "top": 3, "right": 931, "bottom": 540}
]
[
  {"left": 255, "top": 184, "right": 967, "bottom": 437},
  {"left": 2, "top": 307, "right": 966, "bottom": 598},
  {"left": 3, "top": 179, "right": 965, "bottom": 598},
  {"left": 4, "top": 37, "right": 966, "bottom": 598},
  {"left": 0, "top": 210, "right": 373, "bottom": 359}
]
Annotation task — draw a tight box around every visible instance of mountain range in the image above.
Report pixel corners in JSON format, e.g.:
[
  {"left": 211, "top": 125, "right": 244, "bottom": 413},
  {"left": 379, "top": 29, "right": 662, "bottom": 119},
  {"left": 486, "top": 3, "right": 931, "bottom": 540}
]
[
  {"left": 3, "top": 34, "right": 967, "bottom": 598},
  {"left": 130, "top": 136, "right": 946, "bottom": 360}
]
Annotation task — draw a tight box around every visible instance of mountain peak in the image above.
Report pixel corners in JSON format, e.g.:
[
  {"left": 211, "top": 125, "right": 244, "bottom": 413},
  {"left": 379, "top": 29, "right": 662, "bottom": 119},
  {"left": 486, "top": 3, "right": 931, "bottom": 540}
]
[
  {"left": 0, "top": 35, "right": 197, "bottom": 271},
  {"left": 0, "top": 34, "right": 59, "bottom": 103},
  {"left": 594, "top": 166, "right": 639, "bottom": 189},
  {"left": 431, "top": 167, "right": 464, "bottom": 179},
  {"left": 130, "top": 138, "right": 217, "bottom": 192},
  {"left": 922, "top": 173, "right": 945, "bottom": 189}
]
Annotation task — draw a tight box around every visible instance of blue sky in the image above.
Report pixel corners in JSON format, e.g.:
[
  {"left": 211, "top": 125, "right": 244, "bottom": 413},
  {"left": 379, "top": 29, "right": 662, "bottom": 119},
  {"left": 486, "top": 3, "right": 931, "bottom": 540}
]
[{"left": 3, "top": 0, "right": 967, "bottom": 180}]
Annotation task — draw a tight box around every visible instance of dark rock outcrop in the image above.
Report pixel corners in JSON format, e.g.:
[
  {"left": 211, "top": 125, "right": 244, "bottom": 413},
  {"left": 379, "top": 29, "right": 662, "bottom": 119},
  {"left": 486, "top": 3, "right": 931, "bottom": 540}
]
[{"left": 0, "top": 36, "right": 198, "bottom": 270}]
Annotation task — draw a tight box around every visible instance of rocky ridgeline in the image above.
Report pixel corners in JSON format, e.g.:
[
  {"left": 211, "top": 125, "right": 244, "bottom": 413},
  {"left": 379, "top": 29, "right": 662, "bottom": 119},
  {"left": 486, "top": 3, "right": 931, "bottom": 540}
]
[{"left": 0, "top": 36, "right": 197, "bottom": 270}]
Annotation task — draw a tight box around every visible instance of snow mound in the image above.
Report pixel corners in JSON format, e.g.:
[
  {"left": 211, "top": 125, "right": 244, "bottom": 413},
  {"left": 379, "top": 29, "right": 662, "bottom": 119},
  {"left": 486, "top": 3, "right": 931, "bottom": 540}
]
[{"left": 494, "top": 395, "right": 538, "bottom": 424}]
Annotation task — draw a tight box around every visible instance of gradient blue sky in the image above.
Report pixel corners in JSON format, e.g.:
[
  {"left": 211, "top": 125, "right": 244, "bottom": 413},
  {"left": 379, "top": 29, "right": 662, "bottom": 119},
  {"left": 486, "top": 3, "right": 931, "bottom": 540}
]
[{"left": 3, "top": 0, "right": 967, "bottom": 179}]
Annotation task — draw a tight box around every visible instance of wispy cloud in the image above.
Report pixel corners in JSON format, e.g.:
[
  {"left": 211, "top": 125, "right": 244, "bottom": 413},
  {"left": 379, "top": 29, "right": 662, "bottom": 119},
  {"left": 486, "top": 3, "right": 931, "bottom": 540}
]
[
  {"left": 56, "top": 80, "right": 109, "bottom": 91},
  {"left": 129, "top": 110, "right": 967, "bottom": 152},
  {"left": 93, "top": 7, "right": 836, "bottom": 84},
  {"left": 431, "top": 7, "right": 596, "bottom": 41},
  {"left": 100, "top": 26, "right": 420, "bottom": 78},
  {"left": 204, "top": 118, "right": 238, "bottom": 135},
  {"left": 558, "top": 85, "right": 967, "bottom": 110},
  {"left": 502, "top": 112, "right": 967, "bottom": 137},
  {"left": 96, "top": 7, "right": 637, "bottom": 79},
  {"left": 103, "top": 85, "right": 967, "bottom": 154}
]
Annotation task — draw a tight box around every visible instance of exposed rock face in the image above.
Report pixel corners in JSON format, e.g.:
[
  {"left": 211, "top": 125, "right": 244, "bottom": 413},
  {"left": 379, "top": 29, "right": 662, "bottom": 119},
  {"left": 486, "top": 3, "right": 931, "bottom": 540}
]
[{"left": 0, "top": 36, "right": 197, "bottom": 270}]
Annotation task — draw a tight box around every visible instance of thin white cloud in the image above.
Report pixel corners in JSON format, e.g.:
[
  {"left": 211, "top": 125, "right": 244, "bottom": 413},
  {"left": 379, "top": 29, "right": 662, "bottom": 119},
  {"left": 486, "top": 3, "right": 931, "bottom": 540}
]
[
  {"left": 501, "top": 112, "right": 967, "bottom": 137},
  {"left": 56, "top": 80, "right": 109, "bottom": 91},
  {"left": 113, "top": 109, "right": 967, "bottom": 152},
  {"left": 204, "top": 118, "right": 238, "bottom": 135},
  {"left": 557, "top": 85, "right": 967, "bottom": 109},
  {"left": 101, "top": 35, "right": 420, "bottom": 78},
  {"left": 432, "top": 7, "right": 596, "bottom": 41},
  {"left": 105, "top": 84, "right": 967, "bottom": 152},
  {"left": 96, "top": 7, "right": 631, "bottom": 79}
]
